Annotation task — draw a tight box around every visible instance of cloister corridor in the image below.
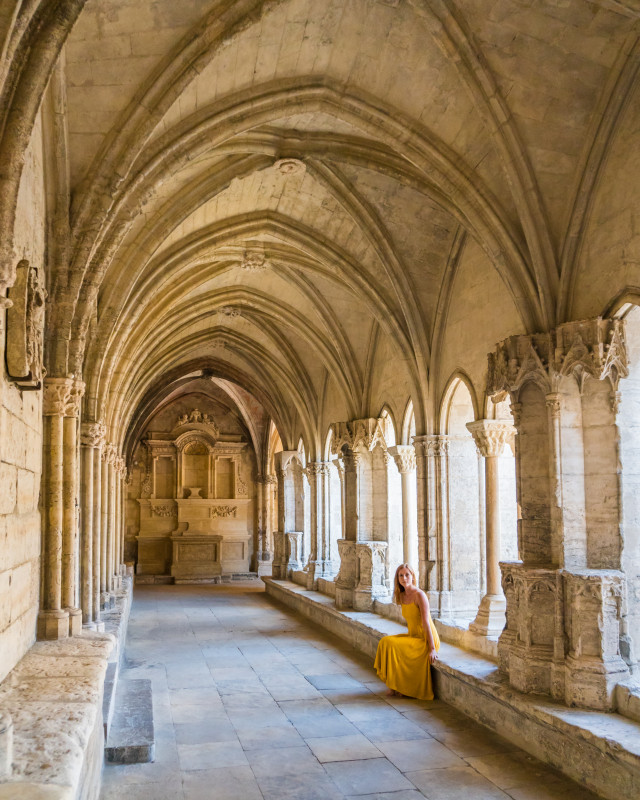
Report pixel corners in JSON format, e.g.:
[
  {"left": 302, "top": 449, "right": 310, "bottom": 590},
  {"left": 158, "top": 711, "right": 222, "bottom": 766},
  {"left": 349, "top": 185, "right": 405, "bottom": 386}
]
[{"left": 101, "top": 583, "right": 600, "bottom": 800}]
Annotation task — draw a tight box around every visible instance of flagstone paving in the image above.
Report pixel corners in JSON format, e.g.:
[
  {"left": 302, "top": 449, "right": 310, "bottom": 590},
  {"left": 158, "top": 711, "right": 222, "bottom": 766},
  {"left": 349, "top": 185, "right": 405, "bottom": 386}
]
[{"left": 100, "top": 584, "right": 603, "bottom": 800}]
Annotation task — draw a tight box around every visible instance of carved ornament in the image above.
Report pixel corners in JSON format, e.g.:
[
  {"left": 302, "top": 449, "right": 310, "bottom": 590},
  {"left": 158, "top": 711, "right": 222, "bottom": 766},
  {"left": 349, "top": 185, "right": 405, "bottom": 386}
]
[
  {"left": 488, "top": 318, "right": 629, "bottom": 400},
  {"left": 209, "top": 505, "right": 237, "bottom": 519},
  {"left": 43, "top": 377, "right": 75, "bottom": 417},
  {"left": 331, "top": 418, "right": 387, "bottom": 455},
  {"left": 465, "top": 421, "right": 515, "bottom": 458},
  {"left": 6, "top": 260, "right": 46, "bottom": 390},
  {"left": 274, "top": 158, "right": 306, "bottom": 176},
  {"left": 152, "top": 504, "right": 176, "bottom": 518},
  {"left": 80, "top": 420, "right": 106, "bottom": 448},
  {"left": 240, "top": 246, "right": 270, "bottom": 272},
  {"left": 388, "top": 445, "right": 416, "bottom": 473},
  {"left": 175, "top": 409, "right": 220, "bottom": 436},
  {"left": 412, "top": 434, "right": 449, "bottom": 457}
]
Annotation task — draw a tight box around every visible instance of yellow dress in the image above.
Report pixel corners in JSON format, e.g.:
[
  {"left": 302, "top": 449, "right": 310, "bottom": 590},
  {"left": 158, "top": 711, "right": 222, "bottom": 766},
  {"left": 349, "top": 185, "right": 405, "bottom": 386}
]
[{"left": 374, "top": 602, "right": 440, "bottom": 701}]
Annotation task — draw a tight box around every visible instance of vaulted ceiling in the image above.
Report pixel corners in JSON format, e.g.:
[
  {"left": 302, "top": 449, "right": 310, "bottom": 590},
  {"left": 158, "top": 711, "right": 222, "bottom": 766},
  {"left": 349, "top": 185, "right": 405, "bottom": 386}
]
[{"left": 26, "top": 0, "right": 640, "bottom": 456}]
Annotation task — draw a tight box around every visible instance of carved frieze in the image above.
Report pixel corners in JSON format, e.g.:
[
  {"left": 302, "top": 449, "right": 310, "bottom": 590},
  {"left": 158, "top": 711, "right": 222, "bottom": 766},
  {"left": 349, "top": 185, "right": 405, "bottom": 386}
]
[
  {"left": 209, "top": 505, "right": 237, "bottom": 519},
  {"left": 152, "top": 504, "right": 177, "bottom": 518},
  {"left": 6, "top": 260, "right": 46, "bottom": 389}
]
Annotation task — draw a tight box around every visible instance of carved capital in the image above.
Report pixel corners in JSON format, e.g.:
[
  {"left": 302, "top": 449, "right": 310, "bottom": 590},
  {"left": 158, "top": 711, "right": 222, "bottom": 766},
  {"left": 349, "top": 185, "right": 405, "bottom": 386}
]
[
  {"left": 488, "top": 318, "right": 629, "bottom": 399},
  {"left": 331, "top": 418, "right": 386, "bottom": 454},
  {"left": 80, "top": 420, "right": 106, "bottom": 448},
  {"left": 465, "top": 420, "right": 515, "bottom": 458},
  {"left": 64, "top": 379, "right": 85, "bottom": 418},
  {"left": 387, "top": 445, "right": 416, "bottom": 473},
  {"left": 43, "top": 377, "right": 73, "bottom": 416},
  {"left": 305, "top": 462, "right": 331, "bottom": 479},
  {"left": 545, "top": 393, "right": 561, "bottom": 420},
  {"left": 413, "top": 434, "right": 449, "bottom": 457}
]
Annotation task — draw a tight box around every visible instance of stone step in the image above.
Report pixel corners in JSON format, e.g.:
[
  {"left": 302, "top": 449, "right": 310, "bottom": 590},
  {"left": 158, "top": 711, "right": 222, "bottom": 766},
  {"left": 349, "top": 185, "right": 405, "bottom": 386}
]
[
  {"left": 104, "top": 679, "right": 155, "bottom": 765},
  {"left": 102, "top": 660, "right": 118, "bottom": 739}
]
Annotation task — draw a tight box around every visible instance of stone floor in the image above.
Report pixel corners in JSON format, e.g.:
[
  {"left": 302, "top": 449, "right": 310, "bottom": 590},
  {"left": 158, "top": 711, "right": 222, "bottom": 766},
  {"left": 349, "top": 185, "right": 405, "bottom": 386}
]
[{"left": 100, "top": 583, "right": 603, "bottom": 800}]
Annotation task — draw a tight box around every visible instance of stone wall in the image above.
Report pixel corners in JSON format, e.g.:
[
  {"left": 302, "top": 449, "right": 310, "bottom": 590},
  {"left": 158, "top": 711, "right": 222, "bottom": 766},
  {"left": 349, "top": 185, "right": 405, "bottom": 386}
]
[{"left": 0, "top": 111, "right": 46, "bottom": 682}]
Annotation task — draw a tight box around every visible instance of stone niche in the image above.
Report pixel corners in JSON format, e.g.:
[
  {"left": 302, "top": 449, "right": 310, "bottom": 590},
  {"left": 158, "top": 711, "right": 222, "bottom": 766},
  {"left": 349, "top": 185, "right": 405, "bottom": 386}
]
[{"left": 133, "top": 406, "right": 254, "bottom": 580}]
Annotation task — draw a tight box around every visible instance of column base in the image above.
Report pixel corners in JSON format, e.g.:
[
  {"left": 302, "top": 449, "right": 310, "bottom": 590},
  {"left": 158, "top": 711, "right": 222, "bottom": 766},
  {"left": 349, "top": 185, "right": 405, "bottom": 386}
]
[
  {"left": 469, "top": 593, "right": 506, "bottom": 636},
  {"left": 67, "top": 607, "right": 83, "bottom": 636},
  {"left": 94, "top": 620, "right": 105, "bottom": 632},
  {"left": 37, "top": 609, "right": 69, "bottom": 641},
  {"left": 100, "top": 592, "right": 114, "bottom": 610},
  {"left": 335, "top": 585, "right": 354, "bottom": 610},
  {"left": 82, "top": 621, "right": 98, "bottom": 631}
]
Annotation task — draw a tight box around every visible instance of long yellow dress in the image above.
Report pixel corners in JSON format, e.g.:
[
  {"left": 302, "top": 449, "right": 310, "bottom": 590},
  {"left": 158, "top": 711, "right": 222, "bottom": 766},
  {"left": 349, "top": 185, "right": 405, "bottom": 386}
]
[{"left": 374, "top": 602, "right": 441, "bottom": 701}]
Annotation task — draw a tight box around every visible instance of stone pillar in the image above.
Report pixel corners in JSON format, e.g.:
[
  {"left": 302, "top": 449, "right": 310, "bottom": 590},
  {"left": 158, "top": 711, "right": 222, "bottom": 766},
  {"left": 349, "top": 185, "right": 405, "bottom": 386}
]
[
  {"left": 303, "top": 462, "right": 331, "bottom": 589},
  {"left": 487, "top": 318, "right": 630, "bottom": 709},
  {"left": 80, "top": 421, "right": 103, "bottom": 627},
  {"left": 413, "top": 435, "right": 450, "bottom": 617},
  {"left": 334, "top": 448, "right": 360, "bottom": 609},
  {"left": 62, "top": 380, "right": 84, "bottom": 636},
  {"left": 107, "top": 450, "right": 117, "bottom": 591},
  {"left": 466, "top": 420, "right": 515, "bottom": 636},
  {"left": 331, "top": 418, "right": 389, "bottom": 610},
  {"left": 38, "top": 377, "right": 72, "bottom": 640},
  {"left": 388, "top": 445, "right": 418, "bottom": 569},
  {"left": 272, "top": 452, "right": 300, "bottom": 579},
  {"left": 92, "top": 427, "right": 104, "bottom": 625},
  {"left": 100, "top": 443, "right": 110, "bottom": 606}
]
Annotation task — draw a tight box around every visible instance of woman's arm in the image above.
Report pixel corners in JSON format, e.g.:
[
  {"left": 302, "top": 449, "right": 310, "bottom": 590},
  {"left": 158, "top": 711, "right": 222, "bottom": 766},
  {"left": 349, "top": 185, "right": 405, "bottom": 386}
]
[{"left": 416, "top": 590, "right": 438, "bottom": 665}]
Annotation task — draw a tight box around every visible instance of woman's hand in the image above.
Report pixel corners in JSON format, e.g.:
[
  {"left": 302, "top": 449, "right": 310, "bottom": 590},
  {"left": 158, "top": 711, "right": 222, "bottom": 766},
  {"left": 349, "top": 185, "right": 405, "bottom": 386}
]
[{"left": 428, "top": 648, "right": 438, "bottom": 665}]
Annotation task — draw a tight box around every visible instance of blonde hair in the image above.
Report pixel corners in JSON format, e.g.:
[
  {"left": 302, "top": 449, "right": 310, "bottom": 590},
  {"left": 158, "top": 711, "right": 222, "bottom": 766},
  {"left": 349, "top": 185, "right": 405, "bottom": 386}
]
[{"left": 393, "top": 563, "right": 417, "bottom": 604}]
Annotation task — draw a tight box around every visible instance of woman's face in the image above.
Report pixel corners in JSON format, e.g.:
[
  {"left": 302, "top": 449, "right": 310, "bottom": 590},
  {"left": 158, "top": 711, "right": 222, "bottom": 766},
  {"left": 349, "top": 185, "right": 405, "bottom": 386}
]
[{"left": 397, "top": 567, "right": 413, "bottom": 589}]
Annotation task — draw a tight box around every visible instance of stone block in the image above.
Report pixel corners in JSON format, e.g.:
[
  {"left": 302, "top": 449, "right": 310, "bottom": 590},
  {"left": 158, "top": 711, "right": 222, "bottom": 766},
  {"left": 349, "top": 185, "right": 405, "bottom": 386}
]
[
  {"left": 104, "top": 679, "right": 155, "bottom": 764},
  {"left": 0, "top": 409, "right": 26, "bottom": 468},
  {"left": 0, "top": 462, "right": 17, "bottom": 514},
  {"left": 16, "top": 468, "right": 36, "bottom": 514}
]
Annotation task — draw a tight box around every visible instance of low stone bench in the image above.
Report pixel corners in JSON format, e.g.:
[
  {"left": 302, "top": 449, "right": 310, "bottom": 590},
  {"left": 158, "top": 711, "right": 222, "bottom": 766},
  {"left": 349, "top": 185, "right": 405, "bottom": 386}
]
[
  {"left": 263, "top": 577, "right": 640, "bottom": 800},
  {"left": 0, "top": 632, "right": 115, "bottom": 800}
]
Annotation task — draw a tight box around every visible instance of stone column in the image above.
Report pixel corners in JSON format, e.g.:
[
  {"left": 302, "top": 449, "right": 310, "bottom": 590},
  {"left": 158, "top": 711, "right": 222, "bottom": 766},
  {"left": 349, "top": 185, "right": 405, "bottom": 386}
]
[
  {"left": 303, "top": 462, "right": 331, "bottom": 589},
  {"left": 388, "top": 445, "right": 418, "bottom": 569},
  {"left": 100, "top": 443, "right": 111, "bottom": 606},
  {"left": 107, "top": 450, "right": 117, "bottom": 591},
  {"left": 80, "top": 421, "right": 103, "bottom": 627},
  {"left": 61, "top": 379, "right": 84, "bottom": 636},
  {"left": 413, "top": 435, "right": 450, "bottom": 617},
  {"left": 92, "top": 426, "right": 104, "bottom": 626},
  {"left": 38, "top": 377, "right": 72, "bottom": 640},
  {"left": 466, "top": 420, "right": 515, "bottom": 636},
  {"left": 272, "top": 452, "right": 300, "bottom": 579},
  {"left": 331, "top": 418, "right": 390, "bottom": 610}
]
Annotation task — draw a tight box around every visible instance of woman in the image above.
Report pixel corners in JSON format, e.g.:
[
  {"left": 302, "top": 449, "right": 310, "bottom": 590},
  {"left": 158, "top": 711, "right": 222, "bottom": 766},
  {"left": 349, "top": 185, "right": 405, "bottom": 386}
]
[{"left": 374, "top": 563, "right": 440, "bottom": 700}]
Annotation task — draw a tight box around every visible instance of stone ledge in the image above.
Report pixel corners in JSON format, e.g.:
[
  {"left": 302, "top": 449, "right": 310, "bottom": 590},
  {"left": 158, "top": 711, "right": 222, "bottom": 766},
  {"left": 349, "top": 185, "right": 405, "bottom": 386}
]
[
  {"left": 0, "top": 632, "right": 116, "bottom": 800},
  {"left": 263, "top": 577, "right": 640, "bottom": 800}
]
